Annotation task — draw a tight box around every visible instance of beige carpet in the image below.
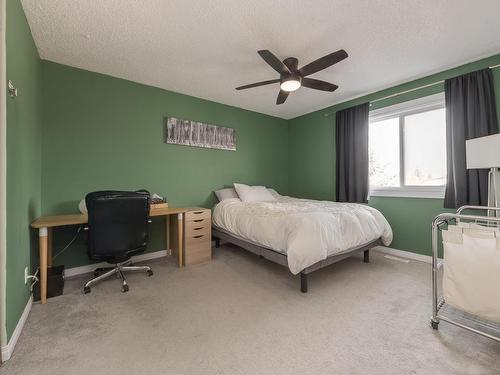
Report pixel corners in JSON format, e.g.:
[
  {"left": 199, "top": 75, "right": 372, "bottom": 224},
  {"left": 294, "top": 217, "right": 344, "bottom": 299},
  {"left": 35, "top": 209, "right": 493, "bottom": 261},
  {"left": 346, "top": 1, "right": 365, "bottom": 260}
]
[{"left": 2, "top": 245, "right": 500, "bottom": 375}]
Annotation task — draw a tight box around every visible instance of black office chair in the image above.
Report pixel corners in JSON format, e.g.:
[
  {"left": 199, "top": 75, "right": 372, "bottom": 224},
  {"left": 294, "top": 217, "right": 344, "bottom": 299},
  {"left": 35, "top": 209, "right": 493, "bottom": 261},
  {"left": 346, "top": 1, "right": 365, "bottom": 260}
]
[{"left": 83, "top": 190, "right": 153, "bottom": 294}]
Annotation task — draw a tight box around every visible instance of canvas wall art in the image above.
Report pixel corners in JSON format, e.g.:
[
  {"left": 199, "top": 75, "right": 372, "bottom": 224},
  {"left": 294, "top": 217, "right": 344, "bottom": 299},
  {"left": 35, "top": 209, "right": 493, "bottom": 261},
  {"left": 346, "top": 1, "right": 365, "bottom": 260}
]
[{"left": 165, "top": 117, "right": 236, "bottom": 151}]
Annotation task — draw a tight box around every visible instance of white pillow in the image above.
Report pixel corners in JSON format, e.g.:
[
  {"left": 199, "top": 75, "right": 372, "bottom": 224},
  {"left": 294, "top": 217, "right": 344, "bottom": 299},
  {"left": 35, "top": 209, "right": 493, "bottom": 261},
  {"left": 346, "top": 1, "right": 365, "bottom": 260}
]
[
  {"left": 233, "top": 183, "right": 277, "bottom": 202},
  {"left": 214, "top": 188, "right": 240, "bottom": 201}
]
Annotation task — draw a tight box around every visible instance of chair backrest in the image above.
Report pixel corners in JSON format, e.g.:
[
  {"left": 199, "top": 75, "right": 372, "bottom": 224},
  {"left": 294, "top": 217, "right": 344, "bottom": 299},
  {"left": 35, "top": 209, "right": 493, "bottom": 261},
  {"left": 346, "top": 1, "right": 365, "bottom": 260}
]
[{"left": 86, "top": 190, "right": 150, "bottom": 262}]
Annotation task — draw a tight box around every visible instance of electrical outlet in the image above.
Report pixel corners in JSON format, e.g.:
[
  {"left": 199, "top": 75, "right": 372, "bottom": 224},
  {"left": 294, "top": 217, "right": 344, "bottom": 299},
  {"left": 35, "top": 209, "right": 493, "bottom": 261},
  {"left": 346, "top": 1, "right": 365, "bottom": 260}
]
[{"left": 24, "top": 267, "right": 28, "bottom": 285}]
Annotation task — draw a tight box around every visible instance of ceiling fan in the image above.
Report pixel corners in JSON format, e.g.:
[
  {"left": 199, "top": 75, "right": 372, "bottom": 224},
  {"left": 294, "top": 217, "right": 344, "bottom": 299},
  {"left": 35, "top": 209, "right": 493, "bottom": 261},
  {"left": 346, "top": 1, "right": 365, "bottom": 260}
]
[{"left": 236, "top": 49, "right": 348, "bottom": 105}]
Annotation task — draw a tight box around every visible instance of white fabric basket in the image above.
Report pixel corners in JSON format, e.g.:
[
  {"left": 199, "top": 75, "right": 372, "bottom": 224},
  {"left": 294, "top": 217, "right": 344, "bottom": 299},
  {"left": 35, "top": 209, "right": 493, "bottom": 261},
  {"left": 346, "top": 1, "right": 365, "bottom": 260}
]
[{"left": 443, "top": 223, "right": 500, "bottom": 323}]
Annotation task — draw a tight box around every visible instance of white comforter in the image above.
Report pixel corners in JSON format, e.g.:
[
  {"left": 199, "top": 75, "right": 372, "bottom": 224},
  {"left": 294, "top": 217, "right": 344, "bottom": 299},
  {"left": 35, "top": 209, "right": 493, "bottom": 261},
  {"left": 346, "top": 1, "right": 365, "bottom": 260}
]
[{"left": 213, "top": 195, "right": 392, "bottom": 274}]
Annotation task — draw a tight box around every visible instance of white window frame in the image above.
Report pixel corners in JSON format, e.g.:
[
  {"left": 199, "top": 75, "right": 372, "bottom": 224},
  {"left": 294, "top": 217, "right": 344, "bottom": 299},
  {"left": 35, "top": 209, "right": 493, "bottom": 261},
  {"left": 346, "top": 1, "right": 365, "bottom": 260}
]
[{"left": 368, "top": 93, "right": 446, "bottom": 199}]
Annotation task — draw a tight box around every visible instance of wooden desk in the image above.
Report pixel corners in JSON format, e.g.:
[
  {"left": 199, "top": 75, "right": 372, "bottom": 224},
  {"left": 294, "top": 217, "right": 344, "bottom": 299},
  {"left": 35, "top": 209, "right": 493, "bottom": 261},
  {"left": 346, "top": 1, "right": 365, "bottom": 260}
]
[{"left": 31, "top": 206, "right": 188, "bottom": 304}]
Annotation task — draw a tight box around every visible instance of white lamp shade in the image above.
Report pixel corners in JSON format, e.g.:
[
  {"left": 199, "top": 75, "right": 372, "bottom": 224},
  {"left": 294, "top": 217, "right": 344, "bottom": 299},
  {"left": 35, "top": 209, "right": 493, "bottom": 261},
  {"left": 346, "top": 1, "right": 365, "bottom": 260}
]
[{"left": 466, "top": 133, "right": 500, "bottom": 169}]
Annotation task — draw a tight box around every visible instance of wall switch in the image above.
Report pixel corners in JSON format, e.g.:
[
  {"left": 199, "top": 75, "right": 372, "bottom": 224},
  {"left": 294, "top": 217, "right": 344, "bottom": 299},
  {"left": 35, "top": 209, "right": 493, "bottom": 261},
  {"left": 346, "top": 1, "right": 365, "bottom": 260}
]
[{"left": 24, "top": 267, "right": 28, "bottom": 284}]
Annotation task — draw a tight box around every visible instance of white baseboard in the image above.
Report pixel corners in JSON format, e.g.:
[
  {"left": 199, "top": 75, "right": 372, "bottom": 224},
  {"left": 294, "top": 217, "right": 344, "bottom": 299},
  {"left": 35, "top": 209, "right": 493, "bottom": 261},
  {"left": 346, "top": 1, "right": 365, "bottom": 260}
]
[
  {"left": 1, "top": 295, "right": 32, "bottom": 362},
  {"left": 64, "top": 249, "right": 169, "bottom": 278},
  {"left": 373, "top": 246, "right": 435, "bottom": 263}
]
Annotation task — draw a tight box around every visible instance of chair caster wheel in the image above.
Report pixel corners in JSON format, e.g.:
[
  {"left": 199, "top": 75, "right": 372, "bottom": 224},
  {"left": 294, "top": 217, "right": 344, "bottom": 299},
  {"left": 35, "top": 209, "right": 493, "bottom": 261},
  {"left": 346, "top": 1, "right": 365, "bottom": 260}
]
[
  {"left": 147, "top": 269, "right": 153, "bottom": 276},
  {"left": 431, "top": 320, "right": 439, "bottom": 330},
  {"left": 121, "top": 284, "right": 129, "bottom": 293},
  {"left": 84, "top": 286, "right": 91, "bottom": 294}
]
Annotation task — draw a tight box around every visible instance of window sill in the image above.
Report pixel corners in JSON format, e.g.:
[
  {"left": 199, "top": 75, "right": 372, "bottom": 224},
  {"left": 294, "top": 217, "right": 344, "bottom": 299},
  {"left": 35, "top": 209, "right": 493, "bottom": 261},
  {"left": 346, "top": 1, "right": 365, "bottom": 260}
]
[{"left": 368, "top": 187, "right": 445, "bottom": 199}]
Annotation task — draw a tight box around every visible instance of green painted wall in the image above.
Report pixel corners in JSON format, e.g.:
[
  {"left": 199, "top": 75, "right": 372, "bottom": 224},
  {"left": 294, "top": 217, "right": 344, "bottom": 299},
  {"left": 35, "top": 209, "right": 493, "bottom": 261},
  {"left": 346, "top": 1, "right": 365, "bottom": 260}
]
[
  {"left": 7, "top": 0, "right": 500, "bottom": 344},
  {"left": 41, "top": 61, "right": 289, "bottom": 268},
  {"left": 5, "top": 0, "right": 42, "bottom": 339},
  {"left": 289, "top": 54, "right": 500, "bottom": 256}
]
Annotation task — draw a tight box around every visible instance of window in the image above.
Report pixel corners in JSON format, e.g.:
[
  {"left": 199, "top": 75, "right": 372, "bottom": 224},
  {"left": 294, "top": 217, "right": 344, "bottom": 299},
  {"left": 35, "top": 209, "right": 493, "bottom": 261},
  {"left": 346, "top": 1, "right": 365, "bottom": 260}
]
[{"left": 369, "top": 93, "right": 446, "bottom": 198}]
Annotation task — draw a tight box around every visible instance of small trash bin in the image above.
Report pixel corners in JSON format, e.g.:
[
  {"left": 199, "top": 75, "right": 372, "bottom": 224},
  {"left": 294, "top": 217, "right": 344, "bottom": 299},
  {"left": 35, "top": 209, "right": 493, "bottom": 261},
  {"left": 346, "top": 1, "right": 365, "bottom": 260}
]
[{"left": 33, "top": 265, "right": 65, "bottom": 301}]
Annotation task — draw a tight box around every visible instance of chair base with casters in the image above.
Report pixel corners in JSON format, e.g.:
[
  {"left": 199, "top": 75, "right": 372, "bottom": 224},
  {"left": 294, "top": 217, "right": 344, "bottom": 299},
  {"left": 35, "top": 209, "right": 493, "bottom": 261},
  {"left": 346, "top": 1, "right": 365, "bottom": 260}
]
[{"left": 83, "top": 260, "right": 153, "bottom": 294}]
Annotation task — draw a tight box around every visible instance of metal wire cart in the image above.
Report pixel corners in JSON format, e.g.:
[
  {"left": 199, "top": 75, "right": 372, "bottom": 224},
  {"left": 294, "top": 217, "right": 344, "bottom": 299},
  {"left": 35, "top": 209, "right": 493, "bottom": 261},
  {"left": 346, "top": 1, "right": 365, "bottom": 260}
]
[{"left": 431, "top": 205, "right": 500, "bottom": 342}]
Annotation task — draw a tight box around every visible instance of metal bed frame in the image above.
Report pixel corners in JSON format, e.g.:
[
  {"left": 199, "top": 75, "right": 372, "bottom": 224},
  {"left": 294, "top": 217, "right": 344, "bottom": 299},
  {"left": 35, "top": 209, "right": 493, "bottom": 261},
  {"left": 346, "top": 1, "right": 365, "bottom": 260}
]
[
  {"left": 431, "top": 205, "right": 500, "bottom": 342},
  {"left": 212, "top": 226, "right": 382, "bottom": 293}
]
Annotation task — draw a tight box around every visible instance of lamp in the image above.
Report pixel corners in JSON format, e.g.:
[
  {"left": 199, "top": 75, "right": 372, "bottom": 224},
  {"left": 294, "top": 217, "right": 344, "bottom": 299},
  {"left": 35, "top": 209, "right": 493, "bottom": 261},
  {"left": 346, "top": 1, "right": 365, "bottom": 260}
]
[
  {"left": 280, "top": 75, "right": 301, "bottom": 92},
  {"left": 466, "top": 133, "right": 500, "bottom": 215}
]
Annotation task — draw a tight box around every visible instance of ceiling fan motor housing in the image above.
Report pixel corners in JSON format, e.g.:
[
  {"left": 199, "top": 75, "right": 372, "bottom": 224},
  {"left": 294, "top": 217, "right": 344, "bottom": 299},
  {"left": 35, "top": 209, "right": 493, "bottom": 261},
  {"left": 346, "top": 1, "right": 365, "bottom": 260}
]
[
  {"left": 283, "top": 57, "right": 299, "bottom": 71},
  {"left": 281, "top": 71, "right": 302, "bottom": 85},
  {"left": 281, "top": 57, "right": 302, "bottom": 89}
]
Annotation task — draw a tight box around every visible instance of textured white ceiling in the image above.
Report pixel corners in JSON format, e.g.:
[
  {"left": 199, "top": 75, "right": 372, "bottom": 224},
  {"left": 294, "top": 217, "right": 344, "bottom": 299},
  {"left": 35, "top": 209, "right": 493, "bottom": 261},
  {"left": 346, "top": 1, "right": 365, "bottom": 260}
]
[{"left": 21, "top": 0, "right": 500, "bottom": 119}]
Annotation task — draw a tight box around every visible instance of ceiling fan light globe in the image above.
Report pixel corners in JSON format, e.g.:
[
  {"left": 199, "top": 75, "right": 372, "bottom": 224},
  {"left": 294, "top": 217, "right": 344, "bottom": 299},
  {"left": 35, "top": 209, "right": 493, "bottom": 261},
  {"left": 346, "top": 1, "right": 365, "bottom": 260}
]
[{"left": 280, "top": 79, "right": 301, "bottom": 92}]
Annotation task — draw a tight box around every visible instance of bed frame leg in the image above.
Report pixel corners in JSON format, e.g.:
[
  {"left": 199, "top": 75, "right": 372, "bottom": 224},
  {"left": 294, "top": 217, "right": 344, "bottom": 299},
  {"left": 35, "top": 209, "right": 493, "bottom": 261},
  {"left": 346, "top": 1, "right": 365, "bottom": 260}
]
[
  {"left": 300, "top": 273, "right": 308, "bottom": 293},
  {"left": 214, "top": 237, "right": 220, "bottom": 248},
  {"left": 364, "top": 250, "right": 370, "bottom": 263}
]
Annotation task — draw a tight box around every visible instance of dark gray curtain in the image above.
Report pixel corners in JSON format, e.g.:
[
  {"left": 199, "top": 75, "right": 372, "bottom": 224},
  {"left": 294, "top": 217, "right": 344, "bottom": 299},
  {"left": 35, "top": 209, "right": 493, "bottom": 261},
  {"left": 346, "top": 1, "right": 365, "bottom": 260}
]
[
  {"left": 335, "top": 103, "right": 369, "bottom": 203},
  {"left": 444, "top": 69, "right": 499, "bottom": 209}
]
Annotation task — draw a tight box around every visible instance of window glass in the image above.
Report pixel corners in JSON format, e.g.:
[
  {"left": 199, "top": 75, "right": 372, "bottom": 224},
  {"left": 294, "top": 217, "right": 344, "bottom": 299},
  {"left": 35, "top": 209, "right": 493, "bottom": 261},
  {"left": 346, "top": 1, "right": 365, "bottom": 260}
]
[
  {"left": 369, "top": 117, "right": 400, "bottom": 188},
  {"left": 403, "top": 108, "right": 446, "bottom": 186}
]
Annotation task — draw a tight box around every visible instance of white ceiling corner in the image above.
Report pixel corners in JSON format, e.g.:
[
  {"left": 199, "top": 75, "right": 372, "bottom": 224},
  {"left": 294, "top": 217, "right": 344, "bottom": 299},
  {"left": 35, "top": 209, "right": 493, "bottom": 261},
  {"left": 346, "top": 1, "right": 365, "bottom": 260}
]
[{"left": 21, "top": 0, "right": 500, "bottom": 119}]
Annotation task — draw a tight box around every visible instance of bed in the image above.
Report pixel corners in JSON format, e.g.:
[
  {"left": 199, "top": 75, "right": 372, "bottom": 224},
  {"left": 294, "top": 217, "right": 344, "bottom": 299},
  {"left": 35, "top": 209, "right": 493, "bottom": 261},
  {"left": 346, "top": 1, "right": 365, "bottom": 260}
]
[{"left": 212, "top": 193, "right": 393, "bottom": 292}]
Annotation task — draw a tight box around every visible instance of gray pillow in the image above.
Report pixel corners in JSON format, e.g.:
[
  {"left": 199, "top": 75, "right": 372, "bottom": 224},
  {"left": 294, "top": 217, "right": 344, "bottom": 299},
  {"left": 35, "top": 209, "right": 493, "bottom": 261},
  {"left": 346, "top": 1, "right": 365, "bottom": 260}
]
[{"left": 215, "top": 188, "right": 240, "bottom": 201}]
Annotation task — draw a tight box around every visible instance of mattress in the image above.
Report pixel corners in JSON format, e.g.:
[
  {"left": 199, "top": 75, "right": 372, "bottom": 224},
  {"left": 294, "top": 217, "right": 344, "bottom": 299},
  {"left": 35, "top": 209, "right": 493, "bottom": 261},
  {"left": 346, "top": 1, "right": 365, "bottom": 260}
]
[{"left": 212, "top": 195, "right": 393, "bottom": 274}]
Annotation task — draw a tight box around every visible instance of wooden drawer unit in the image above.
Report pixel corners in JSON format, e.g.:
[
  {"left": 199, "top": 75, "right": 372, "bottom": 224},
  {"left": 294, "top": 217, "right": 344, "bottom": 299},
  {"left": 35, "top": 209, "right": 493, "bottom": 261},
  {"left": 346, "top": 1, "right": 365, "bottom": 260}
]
[
  {"left": 184, "top": 241, "right": 211, "bottom": 265},
  {"left": 185, "top": 216, "right": 210, "bottom": 229},
  {"left": 186, "top": 224, "right": 210, "bottom": 238},
  {"left": 170, "top": 208, "right": 212, "bottom": 266},
  {"left": 186, "top": 209, "right": 211, "bottom": 221}
]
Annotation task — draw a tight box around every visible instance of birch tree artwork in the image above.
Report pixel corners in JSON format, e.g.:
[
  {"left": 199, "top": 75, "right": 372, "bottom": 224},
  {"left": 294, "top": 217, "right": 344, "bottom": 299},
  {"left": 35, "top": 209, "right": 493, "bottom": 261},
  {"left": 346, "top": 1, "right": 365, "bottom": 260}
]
[{"left": 165, "top": 117, "right": 236, "bottom": 151}]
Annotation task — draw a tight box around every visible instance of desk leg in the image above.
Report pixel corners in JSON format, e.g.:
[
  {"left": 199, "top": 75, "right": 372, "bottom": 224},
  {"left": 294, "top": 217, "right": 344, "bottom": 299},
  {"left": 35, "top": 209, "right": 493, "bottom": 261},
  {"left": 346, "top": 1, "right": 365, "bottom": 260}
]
[
  {"left": 177, "top": 213, "right": 183, "bottom": 268},
  {"left": 47, "top": 228, "right": 53, "bottom": 268},
  {"left": 39, "top": 227, "right": 48, "bottom": 304},
  {"left": 166, "top": 216, "right": 170, "bottom": 255}
]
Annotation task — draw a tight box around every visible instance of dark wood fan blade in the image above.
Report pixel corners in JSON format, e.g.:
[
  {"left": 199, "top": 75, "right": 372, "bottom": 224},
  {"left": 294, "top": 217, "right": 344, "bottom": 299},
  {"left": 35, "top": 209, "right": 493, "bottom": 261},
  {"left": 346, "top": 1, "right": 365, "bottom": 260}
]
[
  {"left": 235, "top": 79, "right": 280, "bottom": 90},
  {"left": 276, "top": 90, "right": 289, "bottom": 105},
  {"left": 302, "top": 78, "right": 338, "bottom": 92},
  {"left": 258, "top": 50, "right": 290, "bottom": 74},
  {"left": 299, "top": 49, "right": 348, "bottom": 77}
]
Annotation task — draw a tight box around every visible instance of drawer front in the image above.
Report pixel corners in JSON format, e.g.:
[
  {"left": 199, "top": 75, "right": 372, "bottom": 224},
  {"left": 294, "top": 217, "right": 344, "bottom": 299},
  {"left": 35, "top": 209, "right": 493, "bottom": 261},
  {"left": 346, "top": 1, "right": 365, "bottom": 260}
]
[
  {"left": 185, "top": 224, "right": 210, "bottom": 237},
  {"left": 185, "top": 242, "right": 211, "bottom": 265},
  {"left": 185, "top": 209, "right": 211, "bottom": 222},
  {"left": 186, "top": 217, "right": 210, "bottom": 228},
  {"left": 185, "top": 232, "right": 211, "bottom": 246}
]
